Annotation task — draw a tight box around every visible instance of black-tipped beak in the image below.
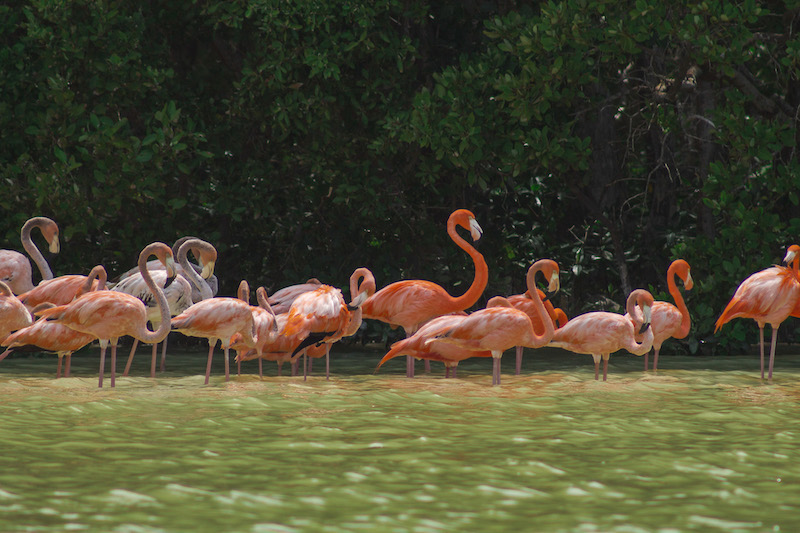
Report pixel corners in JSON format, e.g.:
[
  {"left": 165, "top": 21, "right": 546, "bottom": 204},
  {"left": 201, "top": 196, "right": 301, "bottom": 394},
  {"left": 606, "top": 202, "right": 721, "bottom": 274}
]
[
  {"left": 638, "top": 321, "right": 651, "bottom": 334},
  {"left": 163, "top": 274, "right": 176, "bottom": 289}
]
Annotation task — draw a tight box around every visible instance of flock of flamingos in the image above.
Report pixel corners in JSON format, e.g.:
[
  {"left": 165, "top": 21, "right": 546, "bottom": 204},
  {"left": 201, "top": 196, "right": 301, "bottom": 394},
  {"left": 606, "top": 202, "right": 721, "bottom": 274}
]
[{"left": 0, "top": 210, "right": 799, "bottom": 388}]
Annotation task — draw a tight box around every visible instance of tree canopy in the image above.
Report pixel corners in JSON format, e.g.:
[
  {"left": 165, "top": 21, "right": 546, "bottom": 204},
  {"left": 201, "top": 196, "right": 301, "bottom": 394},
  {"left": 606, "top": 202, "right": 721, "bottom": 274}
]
[{"left": 2, "top": 0, "right": 799, "bottom": 353}]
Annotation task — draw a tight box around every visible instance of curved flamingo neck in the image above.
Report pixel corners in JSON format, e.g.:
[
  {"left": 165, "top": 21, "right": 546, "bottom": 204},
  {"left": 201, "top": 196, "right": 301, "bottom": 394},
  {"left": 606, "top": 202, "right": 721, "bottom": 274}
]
[
  {"left": 21, "top": 218, "right": 54, "bottom": 282},
  {"left": 137, "top": 244, "right": 172, "bottom": 344},
  {"left": 667, "top": 264, "right": 691, "bottom": 339},
  {"left": 178, "top": 239, "right": 213, "bottom": 301},
  {"left": 445, "top": 218, "right": 488, "bottom": 312},
  {"left": 0, "top": 281, "right": 13, "bottom": 297},
  {"left": 78, "top": 265, "right": 108, "bottom": 297},
  {"left": 523, "top": 261, "right": 555, "bottom": 346},
  {"left": 238, "top": 280, "right": 250, "bottom": 303}
]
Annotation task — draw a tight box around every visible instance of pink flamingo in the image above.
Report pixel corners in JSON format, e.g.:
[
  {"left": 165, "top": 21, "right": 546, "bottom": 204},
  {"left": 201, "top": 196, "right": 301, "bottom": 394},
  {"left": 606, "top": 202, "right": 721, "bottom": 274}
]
[
  {"left": 716, "top": 245, "right": 800, "bottom": 380},
  {"left": 548, "top": 289, "right": 655, "bottom": 381},
  {"left": 0, "top": 281, "right": 33, "bottom": 343},
  {"left": 35, "top": 243, "right": 175, "bottom": 388},
  {"left": 630, "top": 259, "right": 693, "bottom": 371},
  {"left": 283, "top": 268, "right": 376, "bottom": 380},
  {"left": 229, "top": 281, "right": 279, "bottom": 377},
  {"left": 362, "top": 209, "right": 488, "bottom": 377},
  {"left": 398, "top": 260, "right": 559, "bottom": 386},
  {"left": 268, "top": 278, "right": 323, "bottom": 314},
  {"left": 115, "top": 238, "right": 216, "bottom": 377},
  {"left": 171, "top": 290, "right": 259, "bottom": 385},
  {"left": 0, "top": 217, "right": 59, "bottom": 295},
  {"left": 18, "top": 264, "right": 108, "bottom": 310},
  {"left": 1, "top": 267, "right": 107, "bottom": 377}
]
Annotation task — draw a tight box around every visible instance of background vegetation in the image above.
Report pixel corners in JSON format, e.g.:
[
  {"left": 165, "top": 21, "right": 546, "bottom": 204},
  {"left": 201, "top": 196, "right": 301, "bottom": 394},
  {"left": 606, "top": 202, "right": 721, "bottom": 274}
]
[{"left": 2, "top": 0, "right": 799, "bottom": 353}]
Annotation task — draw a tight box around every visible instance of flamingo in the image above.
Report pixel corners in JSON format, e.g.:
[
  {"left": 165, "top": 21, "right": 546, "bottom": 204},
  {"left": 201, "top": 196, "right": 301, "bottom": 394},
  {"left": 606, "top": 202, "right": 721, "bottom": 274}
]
[
  {"left": 547, "top": 289, "right": 655, "bottom": 381},
  {"left": 114, "top": 238, "right": 216, "bottom": 377},
  {"left": 0, "top": 281, "right": 33, "bottom": 343},
  {"left": 399, "top": 260, "right": 559, "bottom": 386},
  {"left": 115, "top": 236, "right": 219, "bottom": 301},
  {"left": 715, "top": 245, "right": 800, "bottom": 381},
  {"left": 361, "top": 209, "right": 488, "bottom": 377},
  {"left": 170, "top": 291, "right": 259, "bottom": 385},
  {"left": 18, "top": 264, "right": 108, "bottom": 310},
  {"left": 229, "top": 281, "right": 279, "bottom": 377},
  {"left": 375, "top": 312, "right": 491, "bottom": 378},
  {"left": 630, "top": 259, "right": 693, "bottom": 371},
  {"left": 34, "top": 243, "right": 176, "bottom": 388},
  {"left": 1, "top": 267, "right": 107, "bottom": 377},
  {"left": 0, "top": 217, "right": 59, "bottom": 295},
  {"left": 507, "top": 288, "right": 569, "bottom": 375},
  {"left": 283, "top": 268, "right": 376, "bottom": 380},
  {"left": 268, "top": 278, "right": 323, "bottom": 314}
]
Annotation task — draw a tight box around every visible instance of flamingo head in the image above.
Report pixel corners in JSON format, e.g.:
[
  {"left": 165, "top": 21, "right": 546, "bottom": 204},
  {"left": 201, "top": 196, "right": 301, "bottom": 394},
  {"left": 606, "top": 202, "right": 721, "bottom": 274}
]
[
  {"left": 42, "top": 219, "right": 60, "bottom": 254},
  {"left": 348, "top": 267, "right": 376, "bottom": 308},
  {"left": 632, "top": 289, "right": 654, "bottom": 334},
  {"left": 450, "top": 209, "right": 483, "bottom": 242},
  {"left": 784, "top": 245, "right": 800, "bottom": 266}
]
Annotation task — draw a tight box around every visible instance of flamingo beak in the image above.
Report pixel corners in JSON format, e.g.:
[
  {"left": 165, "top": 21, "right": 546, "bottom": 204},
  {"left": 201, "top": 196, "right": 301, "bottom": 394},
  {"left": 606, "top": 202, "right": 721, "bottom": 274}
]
[
  {"left": 201, "top": 260, "right": 215, "bottom": 280},
  {"left": 548, "top": 272, "right": 560, "bottom": 294},
  {"left": 49, "top": 236, "right": 60, "bottom": 254},
  {"left": 164, "top": 256, "right": 177, "bottom": 288},
  {"left": 784, "top": 249, "right": 797, "bottom": 265},
  {"left": 684, "top": 271, "right": 694, "bottom": 290},
  {"left": 638, "top": 304, "right": 652, "bottom": 334},
  {"left": 468, "top": 217, "right": 483, "bottom": 242}
]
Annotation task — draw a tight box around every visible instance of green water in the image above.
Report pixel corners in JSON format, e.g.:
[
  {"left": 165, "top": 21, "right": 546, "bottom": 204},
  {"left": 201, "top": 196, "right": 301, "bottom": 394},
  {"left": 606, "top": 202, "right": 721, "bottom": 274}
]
[{"left": 1, "top": 345, "right": 799, "bottom": 532}]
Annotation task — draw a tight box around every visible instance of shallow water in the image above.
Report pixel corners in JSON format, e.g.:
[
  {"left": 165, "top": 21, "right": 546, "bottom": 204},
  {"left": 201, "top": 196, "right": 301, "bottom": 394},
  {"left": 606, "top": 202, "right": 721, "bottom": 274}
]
[{"left": 1, "top": 344, "right": 799, "bottom": 532}]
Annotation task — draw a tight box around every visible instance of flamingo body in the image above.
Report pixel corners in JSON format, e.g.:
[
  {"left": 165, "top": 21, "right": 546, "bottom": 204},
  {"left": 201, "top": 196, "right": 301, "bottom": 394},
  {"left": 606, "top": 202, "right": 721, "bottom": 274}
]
[
  {"left": 268, "top": 279, "right": 323, "bottom": 314},
  {"left": 0, "top": 282, "right": 32, "bottom": 342},
  {"left": 0, "top": 217, "right": 59, "bottom": 295}
]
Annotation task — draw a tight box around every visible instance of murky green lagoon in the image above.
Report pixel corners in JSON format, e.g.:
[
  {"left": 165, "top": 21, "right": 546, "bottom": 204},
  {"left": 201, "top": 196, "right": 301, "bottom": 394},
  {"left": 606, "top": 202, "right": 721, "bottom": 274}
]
[{"left": 1, "top": 345, "right": 799, "bottom": 532}]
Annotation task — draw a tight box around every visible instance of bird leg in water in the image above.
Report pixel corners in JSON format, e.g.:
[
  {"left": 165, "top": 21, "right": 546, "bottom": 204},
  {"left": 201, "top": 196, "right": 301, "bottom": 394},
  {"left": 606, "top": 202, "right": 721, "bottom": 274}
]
[
  {"left": 602, "top": 353, "right": 610, "bottom": 381},
  {"left": 65, "top": 354, "right": 71, "bottom": 377},
  {"left": 224, "top": 346, "right": 230, "bottom": 382},
  {"left": 515, "top": 345, "right": 523, "bottom": 375},
  {"left": 592, "top": 354, "right": 600, "bottom": 381},
  {"left": 123, "top": 339, "right": 139, "bottom": 377},
  {"left": 204, "top": 342, "right": 215, "bottom": 385}
]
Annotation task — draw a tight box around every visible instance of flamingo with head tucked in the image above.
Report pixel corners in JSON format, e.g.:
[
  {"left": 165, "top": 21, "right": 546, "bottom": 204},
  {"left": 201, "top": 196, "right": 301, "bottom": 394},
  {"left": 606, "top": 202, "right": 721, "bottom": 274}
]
[
  {"left": 391, "top": 260, "right": 559, "bottom": 386},
  {"left": 18, "top": 262, "right": 108, "bottom": 311},
  {"left": 0, "top": 217, "right": 60, "bottom": 295},
  {"left": 716, "top": 245, "right": 800, "bottom": 381},
  {"left": 284, "top": 268, "right": 376, "bottom": 380},
  {"left": 268, "top": 278, "right": 324, "bottom": 314},
  {"left": 548, "top": 289, "right": 655, "bottom": 381},
  {"left": 0, "top": 281, "right": 32, "bottom": 343},
  {"left": 35, "top": 243, "right": 176, "bottom": 388},
  {"left": 361, "top": 209, "right": 488, "bottom": 377},
  {"left": 506, "top": 287, "right": 568, "bottom": 375}
]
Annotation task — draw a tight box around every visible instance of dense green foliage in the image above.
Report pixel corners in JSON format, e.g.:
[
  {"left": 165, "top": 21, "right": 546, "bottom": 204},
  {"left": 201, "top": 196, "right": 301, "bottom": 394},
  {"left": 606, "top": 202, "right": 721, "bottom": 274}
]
[{"left": 2, "top": 0, "right": 799, "bottom": 352}]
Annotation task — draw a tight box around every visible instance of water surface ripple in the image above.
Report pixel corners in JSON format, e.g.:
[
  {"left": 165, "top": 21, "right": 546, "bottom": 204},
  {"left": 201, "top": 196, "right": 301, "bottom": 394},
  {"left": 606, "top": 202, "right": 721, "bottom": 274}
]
[{"left": 0, "top": 348, "right": 798, "bottom": 532}]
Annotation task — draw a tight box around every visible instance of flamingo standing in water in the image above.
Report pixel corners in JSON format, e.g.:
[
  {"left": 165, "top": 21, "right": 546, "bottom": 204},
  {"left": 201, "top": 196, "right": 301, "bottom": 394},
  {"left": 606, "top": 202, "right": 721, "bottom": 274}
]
[
  {"left": 361, "top": 209, "right": 488, "bottom": 377},
  {"left": 393, "top": 259, "right": 559, "bottom": 386},
  {"left": 548, "top": 289, "right": 655, "bottom": 381},
  {"left": 229, "top": 280, "right": 279, "bottom": 376},
  {"left": 0, "top": 281, "right": 32, "bottom": 343},
  {"left": 1, "top": 267, "right": 107, "bottom": 377},
  {"left": 630, "top": 259, "right": 693, "bottom": 371},
  {"left": 171, "top": 289, "right": 258, "bottom": 385},
  {"left": 716, "top": 245, "right": 800, "bottom": 381},
  {"left": 507, "top": 287, "right": 568, "bottom": 375},
  {"left": 268, "top": 278, "right": 323, "bottom": 314},
  {"left": 283, "top": 268, "right": 376, "bottom": 380},
  {"left": 35, "top": 243, "right": 176, "bottom": 388},
  {"left": 114, "top": 238, "right": 216, "bottom": 377},
  {"left": 0, "top": 217, "right": 59, "bottom": 295}
]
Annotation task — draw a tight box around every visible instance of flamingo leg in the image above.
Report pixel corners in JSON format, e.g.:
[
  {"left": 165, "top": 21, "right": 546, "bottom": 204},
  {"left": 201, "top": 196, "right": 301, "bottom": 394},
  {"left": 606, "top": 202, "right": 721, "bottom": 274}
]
[
  {"left": 204, "top": 342, "right": 215, "bottom": 385},
  {"left": 768, "top": 326, "right": 778, "bottom": 382},
  {"left": 653, "top": 348, "right": 660, "bottom": 372},
  {"left": 515, "top": 345, "right": 523, "bottom": 375},
  {"left": 110, "top": 343, "right": 117, "bottom": 388},
  {"left": 424, "top": 359, "right": 431, "bottom": 373},
  {"left": 160, "top": 335, "right": 168, "bottom": 372},
  {"left": 325, "top": 345, "right": 331, "bottom": 380},
  {"left": 259, "top": 357, "right": 263, "bottom": 379},
  {"left": 602, "top": 354, "right": 609, "bottom": 382},
  {"left": 65, "top": 354, "right": 71, "bottom": 377},
  {"left": 445, "top": 366, "right": 450, "bottom": 379},
  {"left": 759, "top": 326, "right": 765, "bottom": 380},
  {"left": 150, "top": 343, "right": 158, "bottom": 378},
  {"left": 0, "top": 349, "right": 11, "bottom": 363},
  {"left": 224, "top": 346, "right": 230, "bottom": 382},
  {"left": 57, "top": 356, "right": 63, "bottom": 379},
  {"left": 98, "top": 342, "right": 108, "bottom": 388},
  {"left": 644, "top": 351, "right": 649, "bottom": 371},
  {"left": 492, "top": 356, "right": 501, "bottom": 386},
  {"left": 592, "top": 354, "right": 600, "bottom": 380},
  {"left": 123, "top": 339, "right": 139, "bottom": 377}
]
